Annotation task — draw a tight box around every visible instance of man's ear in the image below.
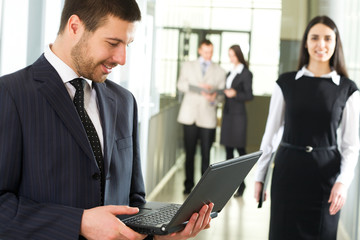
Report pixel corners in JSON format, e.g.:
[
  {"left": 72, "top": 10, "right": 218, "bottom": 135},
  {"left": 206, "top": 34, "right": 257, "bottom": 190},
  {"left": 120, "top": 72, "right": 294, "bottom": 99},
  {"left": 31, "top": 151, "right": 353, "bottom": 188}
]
[{"left": 67, "top": 14, "right": 84, "bottom": 38}]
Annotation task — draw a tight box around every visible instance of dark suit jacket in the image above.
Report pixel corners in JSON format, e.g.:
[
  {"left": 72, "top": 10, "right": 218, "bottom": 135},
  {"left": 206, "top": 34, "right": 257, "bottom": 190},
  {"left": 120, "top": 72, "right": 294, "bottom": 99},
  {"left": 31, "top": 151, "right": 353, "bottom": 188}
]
[
  {"left": 220, "top": 67, "right": 253, "bottom": 148},
  {"left": 0, "top": 55, "right": 146, "bottom": 239}
]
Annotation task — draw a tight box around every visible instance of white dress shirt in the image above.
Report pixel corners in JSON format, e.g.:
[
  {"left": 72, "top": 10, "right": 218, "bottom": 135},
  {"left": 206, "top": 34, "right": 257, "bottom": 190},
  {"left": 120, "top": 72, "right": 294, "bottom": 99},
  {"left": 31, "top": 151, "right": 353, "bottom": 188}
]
[
  {"left": 44, "top": 44, "right": 104, "bottom": 153},
  {"left": 199, "top": 56, "right": 211, "bottom": 74},
  {"left": 255, "top": 67, "right": 360, "bottom": 188}
]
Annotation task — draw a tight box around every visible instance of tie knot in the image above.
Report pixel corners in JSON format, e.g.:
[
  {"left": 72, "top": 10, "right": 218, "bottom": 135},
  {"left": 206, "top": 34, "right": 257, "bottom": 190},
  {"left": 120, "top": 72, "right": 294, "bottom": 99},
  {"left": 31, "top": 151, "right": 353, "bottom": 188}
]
[{"left": 70, "top": 78, "right": 85, "bottom": 91}]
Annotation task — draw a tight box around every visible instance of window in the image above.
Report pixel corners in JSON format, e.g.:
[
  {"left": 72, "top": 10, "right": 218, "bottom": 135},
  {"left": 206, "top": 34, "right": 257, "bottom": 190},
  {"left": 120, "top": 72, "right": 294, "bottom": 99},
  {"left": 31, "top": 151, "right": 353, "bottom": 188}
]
[
  {"left": 0, "top": 0, "right": 29, "bottom": 75},
  {"left": 154, "top": 0, "right": 282, "bottom": 100},
  {"left": 44, "top": 0, "right": 62, "bottom": 46}
]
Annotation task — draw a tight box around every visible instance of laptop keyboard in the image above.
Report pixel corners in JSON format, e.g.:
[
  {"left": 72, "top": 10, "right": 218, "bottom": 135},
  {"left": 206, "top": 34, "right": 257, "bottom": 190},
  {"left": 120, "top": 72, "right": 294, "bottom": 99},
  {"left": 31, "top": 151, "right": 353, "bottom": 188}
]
[{"left": 125, "top": 204, "right": 181, "bottom": 226}]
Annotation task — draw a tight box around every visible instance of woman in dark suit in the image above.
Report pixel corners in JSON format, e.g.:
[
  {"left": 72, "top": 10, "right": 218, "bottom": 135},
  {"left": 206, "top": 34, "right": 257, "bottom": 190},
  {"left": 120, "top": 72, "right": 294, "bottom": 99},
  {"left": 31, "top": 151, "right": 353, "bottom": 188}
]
[{"left": 220, "top": 44, "right": 253, "bottom": 197}]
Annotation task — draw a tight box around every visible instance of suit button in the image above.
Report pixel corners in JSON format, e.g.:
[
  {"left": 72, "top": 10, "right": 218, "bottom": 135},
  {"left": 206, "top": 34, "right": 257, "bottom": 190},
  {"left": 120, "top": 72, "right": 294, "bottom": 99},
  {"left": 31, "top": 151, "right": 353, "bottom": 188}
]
[{"left": 92, "top": 173, "right": 101, "bottom": 180}]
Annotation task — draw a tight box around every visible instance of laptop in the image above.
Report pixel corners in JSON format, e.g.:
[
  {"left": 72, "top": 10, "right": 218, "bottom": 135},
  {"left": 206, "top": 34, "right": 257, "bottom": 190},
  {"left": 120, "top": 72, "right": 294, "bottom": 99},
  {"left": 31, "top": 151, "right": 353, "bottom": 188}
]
[{"left": 118, "top": 151, "right": 262, "bottom": 235}]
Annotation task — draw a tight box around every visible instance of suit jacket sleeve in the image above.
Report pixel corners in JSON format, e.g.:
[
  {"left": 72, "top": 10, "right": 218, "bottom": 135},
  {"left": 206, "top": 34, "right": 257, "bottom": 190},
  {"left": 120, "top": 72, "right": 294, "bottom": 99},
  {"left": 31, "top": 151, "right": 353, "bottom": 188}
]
[
  {"left": 0, "top": 80, "right": 83, "bottom": 240},
  {"left": 177, "top": 61, "right": 192, "bottom": 93},
  {"left": 129, "top": 95, "right": 146, "bottom": 206},
  {"left": 233, "top": 69, "right": 253, "bottom": 102}
]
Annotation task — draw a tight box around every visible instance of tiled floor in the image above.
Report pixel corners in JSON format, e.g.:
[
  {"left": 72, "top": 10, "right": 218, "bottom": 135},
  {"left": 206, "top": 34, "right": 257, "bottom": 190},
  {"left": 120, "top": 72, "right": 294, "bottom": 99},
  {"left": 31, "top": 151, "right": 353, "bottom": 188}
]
[{"left": 148, "top": 142, "right": 271, "bottom": 240}]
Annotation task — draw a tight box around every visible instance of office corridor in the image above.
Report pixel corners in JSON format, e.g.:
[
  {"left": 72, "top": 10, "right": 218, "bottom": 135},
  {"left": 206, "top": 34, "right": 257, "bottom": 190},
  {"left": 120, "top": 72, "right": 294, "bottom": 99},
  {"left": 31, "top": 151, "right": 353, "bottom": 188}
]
[
  {"left": 147, "top": 140, "right": 351, "bottom": 240},
  {"left": 147, "top": 142, "right": 271, "bottom": 240}
]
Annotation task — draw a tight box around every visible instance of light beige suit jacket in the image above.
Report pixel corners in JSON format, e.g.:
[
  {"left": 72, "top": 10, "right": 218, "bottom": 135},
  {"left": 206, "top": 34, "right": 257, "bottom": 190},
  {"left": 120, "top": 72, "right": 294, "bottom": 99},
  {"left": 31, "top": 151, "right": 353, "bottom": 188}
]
[{"left": 177, "top": 60, "right": 226, "bottom": 129}]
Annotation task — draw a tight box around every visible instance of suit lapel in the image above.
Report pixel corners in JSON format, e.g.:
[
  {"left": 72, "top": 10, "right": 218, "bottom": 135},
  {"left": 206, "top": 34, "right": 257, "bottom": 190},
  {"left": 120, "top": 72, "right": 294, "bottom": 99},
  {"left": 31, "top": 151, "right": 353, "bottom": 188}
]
[
  {"left": 231, "top": 73, "right": 242, "bottom": 88},
  {"left": 33, "top": 55, "right": 95, "bottom": 161},
  {"left": 194, "top": 61, "right": 203, "bottom": 80},
  {"left": 204, "top": 62, "right": 216, "bottom": 79},
  {"left": 94, "top": 82, "right": 116, "bottom": 176},
  {"left": 231, "top": 69, "right": 247, "bottom": 88}
]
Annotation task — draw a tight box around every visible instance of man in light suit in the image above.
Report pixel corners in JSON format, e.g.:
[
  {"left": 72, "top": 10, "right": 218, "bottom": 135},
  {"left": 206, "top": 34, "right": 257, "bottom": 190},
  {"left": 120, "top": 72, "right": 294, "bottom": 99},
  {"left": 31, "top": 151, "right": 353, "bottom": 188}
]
[
  {"left": 177, "top": 40, "right": 226, "bottom": 194},
  {"left": 0, "top": 0, "right": 213, "bottom": 239}
]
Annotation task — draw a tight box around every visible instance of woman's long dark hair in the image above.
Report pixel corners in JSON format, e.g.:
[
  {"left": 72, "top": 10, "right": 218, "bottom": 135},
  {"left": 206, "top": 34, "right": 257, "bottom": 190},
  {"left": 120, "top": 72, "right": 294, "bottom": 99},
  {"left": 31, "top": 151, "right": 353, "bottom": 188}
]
[
  {"left": 230, "top": 45, "right": 248, "bottom": 69},
  {"left": 298, "top": 15, "right": 348, "bottom": 77}
]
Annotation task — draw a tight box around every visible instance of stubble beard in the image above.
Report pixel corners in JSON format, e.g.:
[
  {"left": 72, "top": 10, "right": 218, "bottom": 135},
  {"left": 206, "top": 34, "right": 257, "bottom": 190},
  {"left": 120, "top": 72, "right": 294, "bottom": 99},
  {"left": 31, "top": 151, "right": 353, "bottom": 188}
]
[{"left": 70, "top": 34, "right": 107, "bottom": 83}]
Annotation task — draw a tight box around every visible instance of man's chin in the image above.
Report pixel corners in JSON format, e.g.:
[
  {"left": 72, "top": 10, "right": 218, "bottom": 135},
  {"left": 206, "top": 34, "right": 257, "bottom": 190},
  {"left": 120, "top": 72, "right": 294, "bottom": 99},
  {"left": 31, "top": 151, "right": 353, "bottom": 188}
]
[{"left": 91, "top": 75, "right": 108, "bottom": 83}]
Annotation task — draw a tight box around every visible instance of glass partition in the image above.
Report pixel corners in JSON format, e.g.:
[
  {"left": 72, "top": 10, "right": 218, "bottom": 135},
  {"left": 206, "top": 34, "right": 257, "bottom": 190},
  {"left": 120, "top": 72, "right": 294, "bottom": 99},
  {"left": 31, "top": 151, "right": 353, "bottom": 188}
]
[{"left": 154, "top": 0, "right": 282, "bottom": 105}]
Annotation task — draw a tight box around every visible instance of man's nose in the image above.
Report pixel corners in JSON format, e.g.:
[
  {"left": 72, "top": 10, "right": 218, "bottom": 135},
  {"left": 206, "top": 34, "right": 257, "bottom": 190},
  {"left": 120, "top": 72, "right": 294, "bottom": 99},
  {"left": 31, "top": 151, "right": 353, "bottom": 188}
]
[{"left": 113, "top": 45, "right": 126, "bottom": 66}]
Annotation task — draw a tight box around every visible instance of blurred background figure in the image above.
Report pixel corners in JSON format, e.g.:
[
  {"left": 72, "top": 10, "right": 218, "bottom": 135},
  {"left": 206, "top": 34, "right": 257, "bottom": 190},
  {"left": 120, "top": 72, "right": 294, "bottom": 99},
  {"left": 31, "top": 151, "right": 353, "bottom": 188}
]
[
  {"left": 177, "top": 39, "right": 226, "bottom": 194},
  {"left": 254, "top": 15, "right": 360, "bottom": 240},
  {"left": 220, "top": 44, "right": 253, "bottom": 197}
]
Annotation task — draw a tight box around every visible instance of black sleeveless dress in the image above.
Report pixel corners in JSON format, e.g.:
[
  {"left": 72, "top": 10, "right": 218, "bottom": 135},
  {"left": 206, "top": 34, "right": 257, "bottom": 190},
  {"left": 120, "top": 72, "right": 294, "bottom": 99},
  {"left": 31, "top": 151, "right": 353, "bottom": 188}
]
[{"left": 269, "top": 72, "right": 358, "bottom": 240}]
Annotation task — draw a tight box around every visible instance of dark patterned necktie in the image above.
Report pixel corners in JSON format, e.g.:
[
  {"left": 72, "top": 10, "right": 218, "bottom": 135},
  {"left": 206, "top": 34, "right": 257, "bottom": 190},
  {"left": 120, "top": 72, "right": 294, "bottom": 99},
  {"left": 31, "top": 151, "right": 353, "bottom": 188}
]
[{"left": 70, "top": 78, "right": 104, "bottom": 205}]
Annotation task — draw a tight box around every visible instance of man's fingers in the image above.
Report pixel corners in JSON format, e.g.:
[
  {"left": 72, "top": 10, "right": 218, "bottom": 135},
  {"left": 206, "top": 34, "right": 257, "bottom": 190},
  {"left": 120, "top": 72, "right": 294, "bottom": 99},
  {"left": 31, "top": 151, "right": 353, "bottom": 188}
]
[
  {"left": 191, "top": 203, "right": 213, "bottom": 236},
  {"left": 106, "top": 205, "right": 139, "bottom": 216}
]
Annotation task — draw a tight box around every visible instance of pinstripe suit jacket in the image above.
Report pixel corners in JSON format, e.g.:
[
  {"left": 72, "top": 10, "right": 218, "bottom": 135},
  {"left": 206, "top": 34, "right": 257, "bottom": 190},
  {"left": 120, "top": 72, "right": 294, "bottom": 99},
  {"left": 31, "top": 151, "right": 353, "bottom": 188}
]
[{"left": 0, "top": 55, "right": 146, "bottom": 239}]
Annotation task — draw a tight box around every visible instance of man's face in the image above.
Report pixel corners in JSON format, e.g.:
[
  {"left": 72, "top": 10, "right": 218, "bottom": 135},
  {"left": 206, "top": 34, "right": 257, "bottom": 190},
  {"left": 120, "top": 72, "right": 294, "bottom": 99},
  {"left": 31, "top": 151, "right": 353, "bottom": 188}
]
[
  {"left": 198, "top": 44, "right": 213, "bottom": 61},
  {"left": 71, "top": 15, "right": 137, "bottom": 83}
]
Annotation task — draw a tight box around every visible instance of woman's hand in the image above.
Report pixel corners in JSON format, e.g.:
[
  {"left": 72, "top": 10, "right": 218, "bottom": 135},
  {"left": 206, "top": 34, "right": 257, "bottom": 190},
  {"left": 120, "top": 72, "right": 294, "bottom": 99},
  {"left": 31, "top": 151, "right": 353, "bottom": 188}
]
[
  {"left": 328, "top": 182, "right": 347, "bottom": 215},
  {"left": 223, "top": 88, "right": 237, "bottom": 98},
  {"left": 254, "top": 182, "right": 266, "bottom": 203}
]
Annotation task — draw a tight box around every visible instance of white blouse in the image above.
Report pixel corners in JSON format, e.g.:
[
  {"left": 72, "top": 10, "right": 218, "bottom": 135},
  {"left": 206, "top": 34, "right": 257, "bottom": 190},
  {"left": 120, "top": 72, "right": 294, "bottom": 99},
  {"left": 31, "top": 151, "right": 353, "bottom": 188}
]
[
  {"left": 226, "top": 64, "right": 244, "bottom": 89},
  {"left": 255, "top": 67, "right": 360, "bottom": 188}
]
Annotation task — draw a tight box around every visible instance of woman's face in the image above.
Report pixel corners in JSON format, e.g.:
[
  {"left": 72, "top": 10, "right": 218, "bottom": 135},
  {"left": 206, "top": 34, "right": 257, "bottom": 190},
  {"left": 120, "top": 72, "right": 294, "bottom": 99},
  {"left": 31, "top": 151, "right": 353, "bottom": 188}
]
[
  {"left": 306, "top": 23, "right": 336, "bottom": 65},
  {"left": 228, "top": 49, "right": 239, "bottom": 65}
]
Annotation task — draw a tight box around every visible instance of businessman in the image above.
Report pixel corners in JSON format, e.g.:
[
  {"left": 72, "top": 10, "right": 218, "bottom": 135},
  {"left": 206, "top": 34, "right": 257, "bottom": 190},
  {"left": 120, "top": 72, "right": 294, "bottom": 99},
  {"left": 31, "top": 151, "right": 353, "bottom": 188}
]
[
  {"left": 0, "top": 0, "right": 213, "bottom": 239},
  {"left": 177, "top": 40, "right": 226, "bottom": 194}
]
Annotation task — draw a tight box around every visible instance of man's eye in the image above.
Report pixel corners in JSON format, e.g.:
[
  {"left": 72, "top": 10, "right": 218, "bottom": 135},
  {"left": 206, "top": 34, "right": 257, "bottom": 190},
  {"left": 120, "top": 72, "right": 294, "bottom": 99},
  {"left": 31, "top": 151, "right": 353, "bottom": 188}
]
[{"left": 108, "top": 42, "right": 118, "bottom": 47}]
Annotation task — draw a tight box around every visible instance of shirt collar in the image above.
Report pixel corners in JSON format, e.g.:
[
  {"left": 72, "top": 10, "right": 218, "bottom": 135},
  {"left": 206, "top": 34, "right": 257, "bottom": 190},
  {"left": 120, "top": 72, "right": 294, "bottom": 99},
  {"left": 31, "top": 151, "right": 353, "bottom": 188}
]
[
  {"left": 232, "top": 63, "right": 244, "bottom": 74},
  {"left": 44, "top": 44, "right": 93, "bottom": 87},
  {"left": 295, "top": 66, "right": 340, "bottom": 85},
  {"left": 199, "top": 56, "right": 211, "bottom": 66}
]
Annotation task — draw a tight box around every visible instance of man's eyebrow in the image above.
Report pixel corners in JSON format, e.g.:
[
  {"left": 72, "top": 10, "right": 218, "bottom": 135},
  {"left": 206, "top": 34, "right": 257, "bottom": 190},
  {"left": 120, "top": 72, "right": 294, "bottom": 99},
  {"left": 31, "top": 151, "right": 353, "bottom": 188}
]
[
  {"left": 106, "top": 37, "right": 123, "bottom": 42},
  {"left": 106, "top": 38, "right": 134, "bottom": 44}
]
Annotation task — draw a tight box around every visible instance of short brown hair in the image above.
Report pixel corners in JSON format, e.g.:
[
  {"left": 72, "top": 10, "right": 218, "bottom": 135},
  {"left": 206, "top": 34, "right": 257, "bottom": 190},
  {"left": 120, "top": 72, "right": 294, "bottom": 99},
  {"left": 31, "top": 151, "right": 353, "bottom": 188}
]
[
  {"left": 199, "top": 39, "right": 213, "bottom": 48},
  {"left": 58, "top": 0, "right": 141, "bottom": 34}
]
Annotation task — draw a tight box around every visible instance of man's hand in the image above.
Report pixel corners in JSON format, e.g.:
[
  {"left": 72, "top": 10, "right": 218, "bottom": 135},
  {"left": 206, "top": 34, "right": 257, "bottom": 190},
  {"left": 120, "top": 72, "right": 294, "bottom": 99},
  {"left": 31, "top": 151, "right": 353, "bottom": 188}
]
[
  {"left": 328, "top": 182, "right": 347, "bottom": 215},
  {"left": 80, "top": 205, "right": 146, "bottom": 240},
  {"left": 154, "top": 203, "right": 214, "bottom": 240},
  {"left": 201, "top": 91, "right": 217, "bottom": 102},
  {"left": 198, "top": 83, "right": 212, "bottom": 91},
  {"left": 198, "top": 83, "right": 217, "bottom": 103}
]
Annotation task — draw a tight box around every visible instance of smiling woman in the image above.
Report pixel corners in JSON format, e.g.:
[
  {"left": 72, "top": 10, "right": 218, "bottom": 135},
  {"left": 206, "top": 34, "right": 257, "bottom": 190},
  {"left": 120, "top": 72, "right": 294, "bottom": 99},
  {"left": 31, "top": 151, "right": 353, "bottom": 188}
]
[
  {"left": 306, "top": 23, "right": 336, "bottom": 67},
  {"left": 1, "top": 2, "right": 360, "bottom": 238},
  {"left": 254, "top": 15, "right": 360, "bottom": 240}
]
